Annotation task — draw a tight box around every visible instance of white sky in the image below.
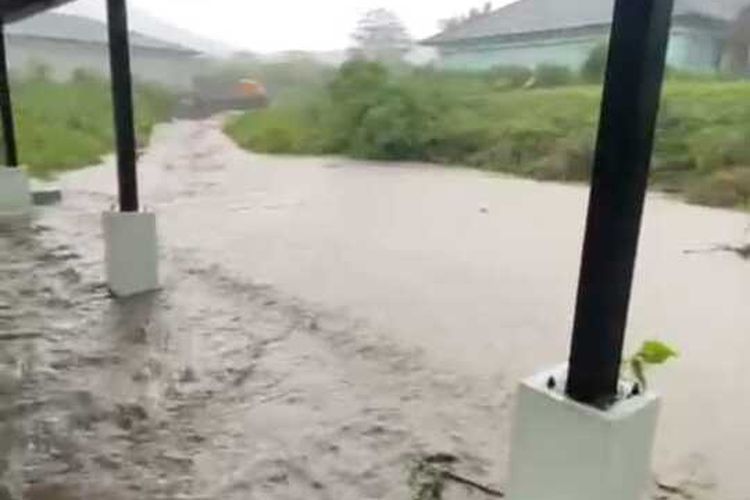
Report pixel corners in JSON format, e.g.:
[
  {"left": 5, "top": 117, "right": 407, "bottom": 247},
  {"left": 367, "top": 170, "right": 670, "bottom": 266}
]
[{"left": 58, "top": 0, "right": 514, "bottom": 53}]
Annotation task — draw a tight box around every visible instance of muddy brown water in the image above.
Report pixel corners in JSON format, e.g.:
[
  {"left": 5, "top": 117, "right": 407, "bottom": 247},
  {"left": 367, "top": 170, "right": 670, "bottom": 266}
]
[{"left": 1, "top": 119, "right": 748, "bottom": 499}]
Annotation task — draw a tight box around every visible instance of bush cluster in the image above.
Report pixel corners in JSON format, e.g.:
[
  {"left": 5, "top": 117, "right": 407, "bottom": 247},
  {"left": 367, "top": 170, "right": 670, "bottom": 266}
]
[{"left": 12, "top": 68, "right": 175, "bottom": 178}]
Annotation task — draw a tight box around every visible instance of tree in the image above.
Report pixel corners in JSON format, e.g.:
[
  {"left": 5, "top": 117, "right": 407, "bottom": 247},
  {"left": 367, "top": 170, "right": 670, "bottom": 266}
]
[
  {"left": 722, "top": 5, "right": 750, "bottom": 73},
  {"left": 581, "top": 43, "right": 609, "bottom": 83},
  {"left": 352, "top": 8, "right": 412, "bottom": 63},
  {"left": 439, "top": 3, "right": 492, "bottom": 31},
  {"left": 534, "top": 64, "right": 573, "bottom": 87}
]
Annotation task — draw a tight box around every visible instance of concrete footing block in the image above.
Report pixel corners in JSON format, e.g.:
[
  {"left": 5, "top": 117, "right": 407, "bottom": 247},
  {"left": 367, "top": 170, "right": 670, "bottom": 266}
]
[
  {"left": 31, "top": 182, "right": 62, "bottom": 206},
  {"left": 0, "top": 167, "right": 32, "bottom": 217},
  {"left": 102, "top": 211, "right": 159, "bottom": 297},
  {"left": 507, "top": 365, "right": 660, "bottom": 500}
]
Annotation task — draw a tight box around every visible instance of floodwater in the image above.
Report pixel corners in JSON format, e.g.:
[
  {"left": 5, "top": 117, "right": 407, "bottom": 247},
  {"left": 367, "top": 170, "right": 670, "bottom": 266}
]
[{"left": 2, "top": 118, "right": 749, "bottom": 499}]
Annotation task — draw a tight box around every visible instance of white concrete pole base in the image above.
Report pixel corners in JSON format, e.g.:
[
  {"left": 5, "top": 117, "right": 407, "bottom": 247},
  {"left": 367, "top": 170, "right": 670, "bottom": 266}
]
[
  {"left": 102, "top": 211, "right": 159, "bottom": 297},
  {"left": 0, "top": 167, "right": 32, "bottom": 217},
  {"left": 507, "top": 365, "right": 660, "bottom": 500}
]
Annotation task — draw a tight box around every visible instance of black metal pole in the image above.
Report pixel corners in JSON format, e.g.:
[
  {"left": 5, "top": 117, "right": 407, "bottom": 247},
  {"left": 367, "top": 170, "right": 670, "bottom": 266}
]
[
  {"left": 566, "top": 0, "right": 675, "bottom": 407},
  {"left": 0, "top": 20, "right": 18, "bottom": 168},
  {"left": 106, "top": 0, "right": 139, "bottom": 212}
]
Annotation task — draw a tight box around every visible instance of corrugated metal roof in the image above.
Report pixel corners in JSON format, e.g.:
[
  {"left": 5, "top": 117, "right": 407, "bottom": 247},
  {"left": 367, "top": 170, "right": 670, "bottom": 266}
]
[
  {"left": 0, "top": 0, "right": 74, "bottom": 23},
  {"left": 425, "top": 0, "right": 750, "bottom": 45},
  {"left": 7, "top": 11, "right": 198, "bottom": 54}
]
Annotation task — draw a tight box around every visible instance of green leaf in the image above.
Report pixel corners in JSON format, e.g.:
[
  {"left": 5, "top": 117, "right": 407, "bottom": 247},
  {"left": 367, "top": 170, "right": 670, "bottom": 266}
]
[{"left": 636, "top": 340, "right": 679, "bottom": 365}]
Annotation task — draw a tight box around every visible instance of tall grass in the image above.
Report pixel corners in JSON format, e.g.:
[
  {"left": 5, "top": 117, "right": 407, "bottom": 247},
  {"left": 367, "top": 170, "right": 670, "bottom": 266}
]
[
  {"left": 225, "top": 60, "right": 750, "bottom": 210},
  {"left": 10, "top": 70, "right": 175, "bottom": 178}
]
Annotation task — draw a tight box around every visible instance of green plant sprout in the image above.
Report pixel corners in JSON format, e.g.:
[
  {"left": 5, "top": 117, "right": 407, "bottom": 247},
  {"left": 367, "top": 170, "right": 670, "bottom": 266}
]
[{"left": 624, "top": 340, "right": 679, "bottom": 390}]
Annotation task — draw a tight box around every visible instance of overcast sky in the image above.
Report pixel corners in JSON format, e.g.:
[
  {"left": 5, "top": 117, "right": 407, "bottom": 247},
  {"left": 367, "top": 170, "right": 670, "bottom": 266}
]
[{"left": 58, "top": 0, "right": 514, "bottom": 53}]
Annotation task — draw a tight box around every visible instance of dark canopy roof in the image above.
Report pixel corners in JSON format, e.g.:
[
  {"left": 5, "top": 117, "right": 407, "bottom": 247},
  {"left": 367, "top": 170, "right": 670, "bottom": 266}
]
[
  {"left": 425, "top": 0, "right": 750, "bottom": 45},
  {"left": 0, "top": 0, "right": 74, "bottom": 23}
]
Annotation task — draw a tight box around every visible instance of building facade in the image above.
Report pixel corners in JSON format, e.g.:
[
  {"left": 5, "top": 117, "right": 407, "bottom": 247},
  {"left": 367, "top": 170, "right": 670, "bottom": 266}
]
[
  {"left": 6, "top": 12, "right": 202, "bottom": 91},
  {"left": 424, "top": 0, "right": 749, "bottom": 73}
]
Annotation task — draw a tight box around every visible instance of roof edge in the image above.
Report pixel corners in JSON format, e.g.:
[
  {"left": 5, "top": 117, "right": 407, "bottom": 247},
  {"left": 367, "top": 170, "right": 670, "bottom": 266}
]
[
  {"left": 421, "top": 11, "right": 732, "bottom": 47},
  {"left": 6, "top": 31, "right": 200, "bottom": 55},
  {"left": 421, "top": 22, "right": 610, "bottom": 47}
]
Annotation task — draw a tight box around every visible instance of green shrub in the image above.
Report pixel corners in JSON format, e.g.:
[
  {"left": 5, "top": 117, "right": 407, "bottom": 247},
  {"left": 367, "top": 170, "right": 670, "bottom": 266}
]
[
  {"left": 487, "top": 65, "right": 533, "bottom": 88},
  {"left": 350, "top": 86, "right": 427, "bottom": 159},
  {"left": 13, "top": 73, "right": 175, "bottom": 178},
  {"left": 425, "top": 112, "right": 494, "bottom": 164},
  {"left": 688, "top": 126, "right": 750, "bottom": 172},
  {"left": 664, "top": 67, "right": 735, "bottom": 82},
  {"left": 686, "top": 168, "right": 750, "bottom": 208},
  {"left": 581, "top": 43, "right": 608, "bottom": 83},
  {"left": 225, "top": 105, "right": 328, "bottom": 155},
  {"left": 533, "top": 135, "right": 595, "bottom": 181},
  {"left": 25, "top": 62, "right": 53, "bottom": 82},
  {"left": 534, "top": 64, "right": 574, "bottom": 87}
]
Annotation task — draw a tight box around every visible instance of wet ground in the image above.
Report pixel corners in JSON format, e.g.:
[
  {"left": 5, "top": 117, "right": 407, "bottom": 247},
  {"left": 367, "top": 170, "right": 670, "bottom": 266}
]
[{"left": 2, "top": 118, "right": 749, "bottom": 499}]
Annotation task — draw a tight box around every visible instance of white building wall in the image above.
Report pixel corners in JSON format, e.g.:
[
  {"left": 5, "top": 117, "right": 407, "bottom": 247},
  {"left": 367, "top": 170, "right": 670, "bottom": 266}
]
[
  {"left": 434, "top": 21, "right": 726, "bottom": 73},
  {"left": 5, "top": 36, "right": 200, "bottom": 91},
  {"left": 438, "top": 35, "right": 605, "bottom": 72}
]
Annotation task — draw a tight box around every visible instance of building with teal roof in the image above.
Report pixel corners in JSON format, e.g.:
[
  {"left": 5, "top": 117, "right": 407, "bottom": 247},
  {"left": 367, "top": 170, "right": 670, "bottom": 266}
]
[{"left": 423, "top": 0, "right": 750, "bottom": 73}]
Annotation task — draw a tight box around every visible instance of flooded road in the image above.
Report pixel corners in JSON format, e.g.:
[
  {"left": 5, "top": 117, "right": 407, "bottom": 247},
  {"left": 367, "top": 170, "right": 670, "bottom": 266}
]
[{"left": 2, "top": 118, "right": 749, "bottom": 499}]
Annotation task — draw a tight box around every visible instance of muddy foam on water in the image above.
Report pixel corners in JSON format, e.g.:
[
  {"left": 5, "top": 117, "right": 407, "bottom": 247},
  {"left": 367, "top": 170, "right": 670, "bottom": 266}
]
[{"left": 2, "top": 118, "right": 748, "bottom": 499}]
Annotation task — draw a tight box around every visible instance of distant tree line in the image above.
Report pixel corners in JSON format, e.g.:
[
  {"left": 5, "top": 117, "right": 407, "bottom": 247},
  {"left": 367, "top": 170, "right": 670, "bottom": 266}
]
[{"left": 439, "top": 3, "right": 494, "bottom": 31}]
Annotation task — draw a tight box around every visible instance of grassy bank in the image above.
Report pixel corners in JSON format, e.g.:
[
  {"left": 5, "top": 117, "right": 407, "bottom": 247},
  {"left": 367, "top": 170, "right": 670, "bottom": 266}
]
[
  {"left": 225, "top": 61, "right": 750, "bottom": 210},
  {"left": 11, "top": 71, "right": 175, "bottom": 179}
]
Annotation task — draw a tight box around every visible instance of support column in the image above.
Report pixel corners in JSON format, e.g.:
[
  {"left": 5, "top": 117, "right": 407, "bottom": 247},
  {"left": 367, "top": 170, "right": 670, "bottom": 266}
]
[
  {"left": 566, "top": 0, "right": 675, "bottom": 407},
  {"left": 0, "top": 17, "right": 30, "bottom": 217},
  {"left": 506, "top": 1, "right": 674, "bottom": 499},
  {"left": 106, "top": 0, "right": 138, "bottom": 213},
  {"left": 0, "top": 20, "right": 17, "bottom": 168},
  {"left": 103, "top": 0, "right": 158, "bottom": 297}
]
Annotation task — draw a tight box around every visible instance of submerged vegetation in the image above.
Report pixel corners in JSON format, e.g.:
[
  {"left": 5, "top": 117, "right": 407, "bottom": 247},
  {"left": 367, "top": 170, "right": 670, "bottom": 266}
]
[
  {"left": 11, "top": 68, "right": 175, "bottom": 179},
  {"left": 226, "top": 58, "right": 750, "bottom": 210},
  {"left": 408, "top": 454, "right": 504, "bottom": 500}
]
